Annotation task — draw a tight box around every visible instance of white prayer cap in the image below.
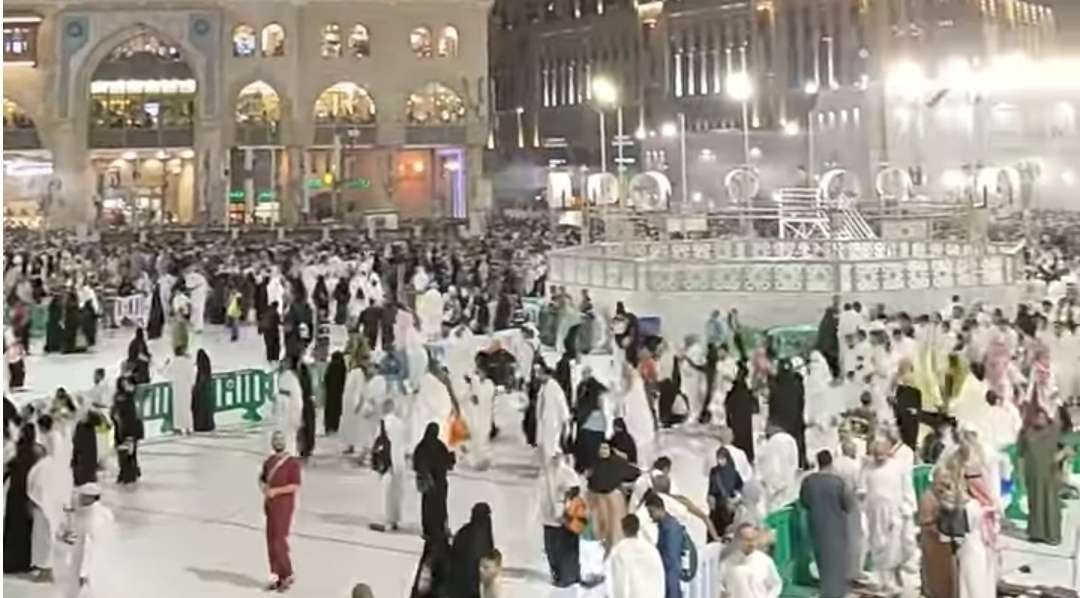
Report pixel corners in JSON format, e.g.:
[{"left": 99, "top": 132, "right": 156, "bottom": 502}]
[
  {"left": 76, "top": 483, "right": 102, "bottom": 497},
  {"left": 867, "top": 321, "right": 886, "bottom": 334}
]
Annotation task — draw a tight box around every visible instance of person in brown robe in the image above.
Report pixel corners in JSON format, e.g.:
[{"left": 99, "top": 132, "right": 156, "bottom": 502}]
[
  {"left": 917, "top": 467, "right": 959, "bottom": 598},
  {"left": 261, "top": 430, "right": 302, "bottom": 591}
]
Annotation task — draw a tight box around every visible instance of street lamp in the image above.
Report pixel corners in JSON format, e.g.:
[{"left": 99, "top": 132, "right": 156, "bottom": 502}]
[
  {"left": 726, "top": 71, "right": 753, "bottom": 165},
  {"left": 591, "top": 76, "right": 619, "bottom": 176},
  {"left": 661, "top": 115, "right": 688, "bottom": 212},
  {"left": 515, "top": 106, "right": 525, "bottom": 149},
  {"left": 804, "top": 81, "right": 820, "bottom": 181}
]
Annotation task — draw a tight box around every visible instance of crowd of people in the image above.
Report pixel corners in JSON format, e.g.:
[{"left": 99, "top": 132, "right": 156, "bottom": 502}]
[{"left": 3, "top": 219, "right": 1079, "bottom": 598}]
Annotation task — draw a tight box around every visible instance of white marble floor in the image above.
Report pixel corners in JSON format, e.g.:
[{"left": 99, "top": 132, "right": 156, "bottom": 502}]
[{"left": 4, "top": 325, "right": 1079, "bottom": 598}]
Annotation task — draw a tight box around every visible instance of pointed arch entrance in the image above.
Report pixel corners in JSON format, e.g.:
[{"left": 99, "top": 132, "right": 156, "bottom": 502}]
[{"left": 88, "top": 29, "right": 199, "bottom": 225}]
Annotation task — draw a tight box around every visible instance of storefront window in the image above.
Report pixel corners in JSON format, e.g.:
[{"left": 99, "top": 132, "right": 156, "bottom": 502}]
[
  {"left": 235, "top": 81, "right": 280, "bottom": 125},
  {"left": 406, "top": 82, "right": 466, "bottom": 124},
  {"left": 314, "top": 82, "right": 376, "bottom": 124},
  {"left": 3, "top": 19, "right": 39, "bottom": 64},
  {"left": 437, "top": 26, "right": 458, "bottom": 57}
]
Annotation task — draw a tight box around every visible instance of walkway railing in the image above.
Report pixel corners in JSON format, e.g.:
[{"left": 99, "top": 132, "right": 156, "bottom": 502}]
[{"left": 135, "top": 368, "right": 275, "bottom": 434}]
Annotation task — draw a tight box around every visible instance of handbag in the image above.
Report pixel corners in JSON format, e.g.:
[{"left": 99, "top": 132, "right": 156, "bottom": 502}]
[{"left": 447, "top": 412, "right": 470, "bottom": 447}]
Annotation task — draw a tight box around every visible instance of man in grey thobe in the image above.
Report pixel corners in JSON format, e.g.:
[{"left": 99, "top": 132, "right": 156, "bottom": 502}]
[{"left": 799, "top": 449, "right": 853, "bottom": 598}]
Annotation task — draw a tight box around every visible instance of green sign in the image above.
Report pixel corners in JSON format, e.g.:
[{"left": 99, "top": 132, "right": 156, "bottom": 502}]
[
  {"left": 257, "top": 190, "right": 276, "bottom": 203},
  {"left": 228, "top": 190, "right": 245, "bottom": 203},
  {"left": 305, "top": 176, "right": 371, "bottom": 190}
]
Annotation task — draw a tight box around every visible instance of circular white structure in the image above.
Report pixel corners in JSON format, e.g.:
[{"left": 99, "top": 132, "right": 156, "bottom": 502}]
[
  {"left": 586, "top": 172, "right": 620, "bottom": 206},
  {"left": 723, "top": 166, "right": 759, "bottom": 204},
  {"left": 875, "top": 166, "right": 912, "bottom": 203},
  {"left": 627, "top": 171, "right": 671, "bottom": 211},
  {"left": 818, "top": 168, "right": 861, "bottom": 205}
]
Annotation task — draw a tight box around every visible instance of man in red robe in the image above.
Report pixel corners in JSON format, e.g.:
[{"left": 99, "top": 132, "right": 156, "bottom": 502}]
[{"left": 262, "top": 431, "right": 301, "bottom": 591}]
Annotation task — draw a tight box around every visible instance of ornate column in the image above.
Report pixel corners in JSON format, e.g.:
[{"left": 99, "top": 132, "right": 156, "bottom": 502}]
[
  {"left": 46, "top": 119, "right": 95, "bottom": 228},
  {"left": 193, "top": 119, "right": 227, "bottom": 224}
]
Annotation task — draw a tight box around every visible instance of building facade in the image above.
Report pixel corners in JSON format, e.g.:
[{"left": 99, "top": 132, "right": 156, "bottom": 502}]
[
  {"left": 489, "top": 0, "right": 1077, "bottom": 210},
  {"left": 3, "top": 0, "right": 492, "bottom": 227}
]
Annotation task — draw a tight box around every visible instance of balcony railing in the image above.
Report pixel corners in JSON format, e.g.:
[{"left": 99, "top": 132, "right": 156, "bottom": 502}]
[
  {"left": 313, "top": 124, "right": 376, "bottom": 146},
  {"left": 3, "top": 128, "right": 41, "bottom": 150},
  {"left": 235, "top": 124, "right": 280, "bottom": 146},
  {"left": 89, "top": 127, "right": 194, "bottom": 148},
  {"left": 404, "top": 125, "right": 466, "bottom": 145}
]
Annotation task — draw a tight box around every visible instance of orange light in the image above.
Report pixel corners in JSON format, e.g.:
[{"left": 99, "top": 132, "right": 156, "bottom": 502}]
[{"left": 411, "top": 161, "right": 425, "bottom": 174}]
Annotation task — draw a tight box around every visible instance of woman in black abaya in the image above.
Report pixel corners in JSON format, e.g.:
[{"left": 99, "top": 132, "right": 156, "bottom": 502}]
[
  {"left": 410, "top": 533, "right": 452, "bottom": 598},
  {"left": 71, "top": 410, "right": 100, "bottom": 487},
  {"left": 62, "top": 291, "right": 84, "bottom": 353},
  {"left": 192, "top": 349, "right": 215, "bottom": 432},
  {"left": 332, "top": 277, "right": 351, "bottom": 325},
  {"left": 44, "top": 295, "right": 63, "bottom": 353},
  {"left": 112, "top": 375, "right": 143, "bottom": 485},
  {"left": 724, "top": 362, "right": 757, "bottom": 462},
  {"left": 147, "top": 282, "right": 165, "bottom": 340},
  {"left": 768, "top": 358, "right": 808, "bottom": 469},
  {"left": 448, "top": 503, "right": 495, "bottom": 598},
  {"left": 413, "top": 422, "right": 455, "bottom": 539},
  {"left": 323, "top": 351, "right": 346, "bottom": 434},
  {"left": 4, "top": 424, "right": 39, "bottom": 573},
  {"left": 126, "top": 328, "right": 152, "bottom": 385}
]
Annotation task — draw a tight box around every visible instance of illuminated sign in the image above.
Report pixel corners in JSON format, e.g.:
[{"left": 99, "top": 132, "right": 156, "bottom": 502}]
[{"left": 228, "top": 190, "right": 245, "bottom": 203}]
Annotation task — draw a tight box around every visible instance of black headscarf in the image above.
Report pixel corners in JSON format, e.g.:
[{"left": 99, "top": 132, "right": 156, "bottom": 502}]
[
  {"left": 448, "top": 503, "right": 494, "bottom": 598},
  {"left": 708, "top": 448, "right": 743, "bottom": 500},
  {"left": 413, "top": 423, "right": 454, "bottom": 486},
  {"left": 128, "top": 328, "right": 149, "bottom": 362},
  {"left": 609, "top": 418, "right": 638, "bottom": 465},
  {"left": 196, "top": 349, "right": 212, "bottom": 385}
]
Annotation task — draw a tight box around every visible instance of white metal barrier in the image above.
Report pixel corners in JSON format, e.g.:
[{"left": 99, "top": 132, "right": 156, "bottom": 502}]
[{"left": 112, "top": 294, "right": 149, "bottom": 328}]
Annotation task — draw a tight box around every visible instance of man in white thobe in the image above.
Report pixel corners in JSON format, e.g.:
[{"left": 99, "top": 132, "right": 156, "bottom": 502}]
[
  {"left": 340, "top": 363, "right": 372, "bottom": 457},
  {"left": 463, "top": 368, "right": 496, "bottom": 470},
  {"left": 163, "top": 348, "right": 196, "bottom": 435},
  {"left": 275, "top": 364, "right": 304, "bottom": 456},
  {"left": 185, "top": 269, "right": 209, "bottom": 333},
  {"left": 411, "top": 369, "right": 454, "bottom": 446},
  {"left": 28, "top": 447, "right": 66, "bottom": 581},
  {"left": 859, "top": 438, "right": 917, "bottom": 596},
  {"left": 608, "top": 514, "right": 665, "bottom": 598},
  {"left": 55, "top": 483, "right": 115, "bottom": 598},
  {"left": 535, "top": 365, "right": 571, "bottom": 462},
  {"left": 680, "top": 336, "right": 708, "bottom": 422},
  {"left": 616, "top": 364, "right": 655, "bottom": 466},
  {"left": 757, "top": 425, "right": 800, "bottom": 510},
  {"left": 718, "top": 427, "right": 754, "bottom": 483},
  {"left": 719, "top": 523, "right": 782, "bottom": 598},
  {"left": 417, "top": 286, "right": 445, "bottom": 341}
]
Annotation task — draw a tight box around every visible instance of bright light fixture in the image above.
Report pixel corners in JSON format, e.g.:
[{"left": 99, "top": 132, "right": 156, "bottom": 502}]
[
  {"left": 660, "top": 122, "right": 678, "bottom": 138},
  {"left": 122, "top": 151, "right": 137, "bottom": 161},
  {"left": 782, "top": 120, "right": 800, "bottom": 136},
  {"left": 804, "top": 81, "right": 820, "bottom": 95},
  {"left": 591, "top": 77, "right": 618, "bottom": 105},
  {"left": 634, "top": 126, "right": 646, "bottom": 140},
  {"left": 887, "top": 60, "right": 928, "bottom": 101},
  {"left": 155, "top": 150, "right": 168, "bottom": 160},
  {"left": 725, "top": 72, "right": 753, "bottom": 102},
  {"left": 179, "top": 149, "right": 196, "bottom": 159}
]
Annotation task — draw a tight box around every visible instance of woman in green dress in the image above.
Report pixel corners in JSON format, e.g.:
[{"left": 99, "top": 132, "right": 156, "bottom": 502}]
[{"left": 1019, "top": 409, "right": 1063, "bottom": 545}]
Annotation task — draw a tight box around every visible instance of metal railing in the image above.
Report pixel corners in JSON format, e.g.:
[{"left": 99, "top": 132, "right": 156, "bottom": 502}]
[
  {"left": 548, "top": 238, "right": 1024, "bottom": 294},
  {"left": 89, "top": 126, "right": 194, "bottom": 148},
  {"left": 3, "top": 127, "right": 41, "bottom": 150}
]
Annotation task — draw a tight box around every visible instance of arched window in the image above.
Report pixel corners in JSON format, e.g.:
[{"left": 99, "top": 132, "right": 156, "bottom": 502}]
[
  {"left": 349, "top": 24, "right": 370, "bottom": 58},
  {"left": 235, "top": 81, "right": 281, "bottom": 125},
  {"left": 232, "top": 24, "right": 257, "bottom": 57},
  {"left": 410, "top": 27, "right": 433, "bottom": 58},
  {"left": 437, "top": 26, "right": 459, "bottom": 57},
  {"left": 406, "top": 82, "right": 466, "bottom": 124},
  {"left": 314, "top": 82, "right": 376, "bottom": 124},
  {"left": 321, "top": 23, "right": 342, "bottom": 58},
  {"left": 261, "top": 23, "right": 286, "bottom": 57}
]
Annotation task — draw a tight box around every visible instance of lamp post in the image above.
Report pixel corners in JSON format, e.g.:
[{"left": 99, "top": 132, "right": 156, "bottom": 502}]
[
  {"left": 804, "top": 81, "right": 820, "bottom": 182},
  {"left": 726, "top": 71, "right": 753, "bottom": 166},
  {"left": 515, "top": 106, "right": 525, "bottom": 149},
  {"left": 591, "top": 76, "right": 618, "bottom": 174}
]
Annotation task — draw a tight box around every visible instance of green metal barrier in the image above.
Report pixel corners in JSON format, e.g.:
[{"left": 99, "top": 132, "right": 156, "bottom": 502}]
[
  {"left": 765, "top": 504, "right": 816, "bottom": 597},
  {"left": 135, "top": 368, "right": 275, "bottom": 434},
  {"left": 3, "top": 304, "right": 48, "bottom": 339},
  {"left": 1005, "top": 443, "right": 1027, "bottom": 521}
]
